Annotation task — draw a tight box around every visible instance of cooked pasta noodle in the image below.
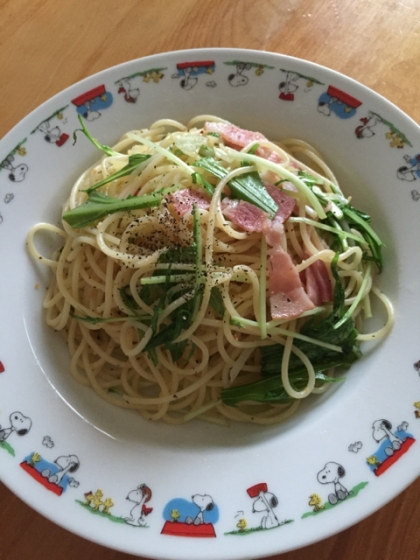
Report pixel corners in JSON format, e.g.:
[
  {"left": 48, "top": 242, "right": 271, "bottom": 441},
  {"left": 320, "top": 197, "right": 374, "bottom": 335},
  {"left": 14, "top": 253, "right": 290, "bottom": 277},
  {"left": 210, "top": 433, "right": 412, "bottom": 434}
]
[{"left": 27, "top": 115, "right": 394, "bottom": 425}]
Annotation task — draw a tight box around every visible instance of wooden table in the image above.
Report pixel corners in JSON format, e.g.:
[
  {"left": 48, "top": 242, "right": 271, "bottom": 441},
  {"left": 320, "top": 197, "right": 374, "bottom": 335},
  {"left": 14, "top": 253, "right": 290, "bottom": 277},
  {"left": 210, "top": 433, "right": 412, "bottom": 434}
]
[{"left": 1, "top": 1, "right": 420, "bottom": 559}]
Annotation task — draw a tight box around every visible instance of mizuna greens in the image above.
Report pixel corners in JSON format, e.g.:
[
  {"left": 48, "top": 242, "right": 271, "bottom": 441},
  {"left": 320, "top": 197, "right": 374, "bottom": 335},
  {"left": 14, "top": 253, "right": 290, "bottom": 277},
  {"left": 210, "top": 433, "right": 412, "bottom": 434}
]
[
  {"left": 221, "top": 255, "right": 359, "bottom": 406},
  {"left": 27, "top": 116, "right": 394, "bottom": 425}
]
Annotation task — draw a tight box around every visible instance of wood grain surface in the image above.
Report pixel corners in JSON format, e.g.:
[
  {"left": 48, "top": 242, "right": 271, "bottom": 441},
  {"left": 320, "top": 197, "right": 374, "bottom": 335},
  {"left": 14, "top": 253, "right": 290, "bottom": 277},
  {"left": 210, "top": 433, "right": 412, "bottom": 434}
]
[{"left": 1, "top": 1, "right": 420, "bottom": 559}]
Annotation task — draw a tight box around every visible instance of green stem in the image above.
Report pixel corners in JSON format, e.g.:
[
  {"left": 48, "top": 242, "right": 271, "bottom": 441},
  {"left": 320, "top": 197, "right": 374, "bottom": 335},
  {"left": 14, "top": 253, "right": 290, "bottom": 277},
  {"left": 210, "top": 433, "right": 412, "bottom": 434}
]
[
  {"left": 225, "top": 149, "right": 327, "bottom": 219},
  {"left": 62, "top": 185, "right": 180, "bottom": 229},
  {"left": 127, "top": 132, "right": 195, "bottom": 175},
  {"left": 259, "top": 236, "right": 267, "bottom": 339},
  {"left": 230, "top": 316, "right": 343, "bottom": 352},
  {"left": 73, "top": 115, "right": 119, "bottom": 156},
  {"left": 334, "top": 262, "right": 372, "bottom": 330},
  {"left": 140, "top": 274, "right": 195, "bottom": 285},
  {"left": 289, "top": 217, "right": 368, "bottom": 244}
]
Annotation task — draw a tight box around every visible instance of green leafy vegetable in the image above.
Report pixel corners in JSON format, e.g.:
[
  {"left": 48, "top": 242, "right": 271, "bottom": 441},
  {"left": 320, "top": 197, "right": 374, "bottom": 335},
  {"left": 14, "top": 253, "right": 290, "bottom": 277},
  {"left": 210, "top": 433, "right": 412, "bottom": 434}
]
[
  {"left": 193, "top": 157, "right": 278, "bottom": 218},
  {"left": 138, "top": 244, "right": 196, "bottom": 304},
  {"left": 209, "top": 286, "right": 225, "bottom": 318},
  {"left": 221, "top": 255, "right": 360, "bottom": 407},
  {"left": 144, "top": 301, "right": 193, "bottom": 352},
  {"left": 333, "top": 262, "right": 372, "bottom": 330},
  {"left": 193, "top": 203, "right": 203, "bottom": 280},
  {"left": 72, "top": 115, "right": 118, "bottom": 156},
  {"left": 144, "top": 264, "right": 175, "bottom": 363},
  {"left": 119, "top": 285, "right": 140, "bottom": 310},
  {"left": 70, "top": 289, "right": 151, "bottom": 324},
  {"left": 165, "top": 339, "right": 190, "bottom": 363},
  {"left": 62, "top": 186, "right": 180, "bottom": 229},
  {"left": 221, "top": 371, "right": 343, "bottom": 406},
  {"left": 192, "top": 171, "right": 215, "bottom": 197},
  {"left": 70, "top": 312, "right": 134, "bottom": 324},
  {"left": 247, "top": 143, "right": 260, "bottom": 155},
  {"left": 320, "top": 203, "right": 383, "bottom": 272},
  {"left": 297, "top": 170, "right": 384, "bottom": 271},
  {"left": 297, "top": 170, "right": 322, "bottom": 188},
  {"left": 198, "top": 144, "right": 215, "bottom": 158},
  {"left": 339, "top": 204, "right": 384, "bottom": 272},
  {"left": 83, "top": 154, "right": 152, "bottom": 194},
  {"left": 222, "top": 149, "right": 327, "bottom": 219},
  {"left": 240, "top": 143, "right": 261, "bottom": 166},
  {"left": 258, "top": 314, "right": 359, "bottom": 379},
  {"left": 143, "top": 205, "right": 204, "bottom": 362},
  {"left": 260, "top": 254, "right": 360, "bottom": 376},
  {"left": 296, "top": 173, "right": 384, "bottom": 271}
]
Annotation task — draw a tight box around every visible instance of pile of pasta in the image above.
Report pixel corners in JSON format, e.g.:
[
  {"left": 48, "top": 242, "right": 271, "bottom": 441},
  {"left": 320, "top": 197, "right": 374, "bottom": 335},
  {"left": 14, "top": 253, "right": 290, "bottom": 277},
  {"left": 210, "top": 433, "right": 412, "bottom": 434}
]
[{"left": 27, "top": 115, "right": 394, "bottom": 425}]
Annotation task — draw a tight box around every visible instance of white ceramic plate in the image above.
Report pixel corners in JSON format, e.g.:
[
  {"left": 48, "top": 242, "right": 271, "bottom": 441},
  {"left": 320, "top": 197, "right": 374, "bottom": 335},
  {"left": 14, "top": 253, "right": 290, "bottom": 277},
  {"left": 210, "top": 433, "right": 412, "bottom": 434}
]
[{"left": 1, "top": 48, "right": 420, "bottom": 560}]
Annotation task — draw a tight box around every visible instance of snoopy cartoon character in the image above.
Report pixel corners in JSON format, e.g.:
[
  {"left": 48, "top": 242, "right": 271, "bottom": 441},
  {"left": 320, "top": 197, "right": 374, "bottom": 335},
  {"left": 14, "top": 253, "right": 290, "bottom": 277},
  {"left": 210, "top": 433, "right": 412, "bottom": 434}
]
[
  {"left": 116, "top": 78, "right": 140, "bottom": 103},
  {"left": 247, "top": 482, "right": 280, "bottom": 529},
  {"left": 125, "top": 483, "right": 153, "bottom": 526},
  {"left": 179, "top": 66, "right": 198, "bottom": 91},
  {"left": 0, "top": 411, "right": 32, "bottom": 442},
  {"left": 227, "top": 62, "right": 251, "bottom": 87},
  {"left": 185, "top": 494, "right": 214, "bottom": 525},
  {"left": 317, "top": 462, "right": 349, "bottom": 505},
  {"left": 37, "top": 121, "right": 69, "bottom": 147},
  {"left": 372, "top": 419, "right": 404, "bottom": 457},
  {"left": 41, "top": 454, "right": 80, "bottom": 486},
  {"left": 397, "top": 155, "right": 420, "bottom": 182},
  {"left": 355, "top": 114, "right": 381, "bottom": 139},
  {"left": 172, "top": 61, "right": 215, "bottom": 91},
  {"left": 278, "top": 71, "right": 300, "bottom": 101},
  {"left": 0, "top": 155, "right": 28, "bottom": 182}
]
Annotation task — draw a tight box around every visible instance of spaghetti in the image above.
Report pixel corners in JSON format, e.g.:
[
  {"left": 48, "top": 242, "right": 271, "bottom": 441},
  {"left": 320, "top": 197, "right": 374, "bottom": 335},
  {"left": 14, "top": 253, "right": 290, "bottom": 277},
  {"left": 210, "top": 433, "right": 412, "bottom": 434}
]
[{"left": 27, "top": 116, "right": 394, "bottom": 425}]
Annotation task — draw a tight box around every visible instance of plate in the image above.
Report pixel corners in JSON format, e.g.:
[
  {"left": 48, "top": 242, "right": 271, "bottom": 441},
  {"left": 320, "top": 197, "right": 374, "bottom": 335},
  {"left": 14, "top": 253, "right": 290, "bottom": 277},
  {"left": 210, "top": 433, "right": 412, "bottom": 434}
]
[{"left": 1, "top": 48, "right": 420, "bottom": 560}]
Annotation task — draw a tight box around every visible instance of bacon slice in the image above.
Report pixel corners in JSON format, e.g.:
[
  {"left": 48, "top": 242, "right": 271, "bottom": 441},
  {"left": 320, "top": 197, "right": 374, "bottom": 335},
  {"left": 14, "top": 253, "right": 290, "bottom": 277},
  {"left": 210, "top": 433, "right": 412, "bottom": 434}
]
[
  {"left": 302, "top": 259, "right": 333, "bottom": 306},
  {"left": 268, "top": 246, "right": 315, "bottom": 320},
  {"left": 221, "top": 183, "right": 296, "bottom": 242},
  {"left": 263, "top": 183, "right": 296, "bottom": 246},
  {"left": 167, "top": 188, "right": 210, "bottom": 218},
  {"left": 204, "top": 122, "right": 283, "bottom": 163},
  {"left": 265, "top": 183, "right": 296, "bottom": 222},
  {"left": 221, "top": 198, "right": 268, "bottom": 232},
  {"left": 262, "top": 219, "right": 284, "bottom": 248}
]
